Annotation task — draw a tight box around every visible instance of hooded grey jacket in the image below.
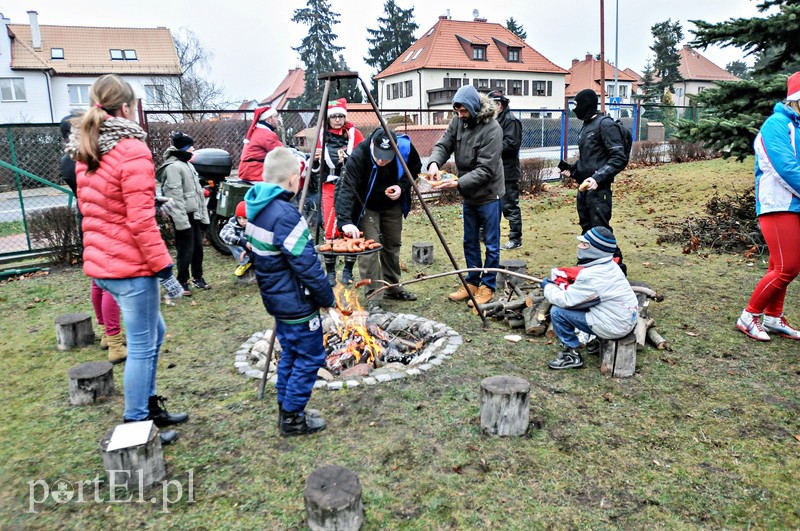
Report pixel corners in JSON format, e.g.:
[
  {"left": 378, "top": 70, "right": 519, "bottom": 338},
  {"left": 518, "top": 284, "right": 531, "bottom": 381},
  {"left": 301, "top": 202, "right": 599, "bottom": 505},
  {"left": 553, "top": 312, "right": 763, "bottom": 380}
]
[
  {"left": 428, "top": 86, "right": 504, "bottom": 205},
  {"left": 156, "top": 147, "right": 209, "bottom": 230}
]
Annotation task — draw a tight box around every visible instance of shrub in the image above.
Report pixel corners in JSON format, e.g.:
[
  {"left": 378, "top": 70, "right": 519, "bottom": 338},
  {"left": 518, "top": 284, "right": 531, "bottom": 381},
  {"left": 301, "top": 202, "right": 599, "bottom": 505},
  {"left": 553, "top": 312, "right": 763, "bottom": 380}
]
[
  {"left": 27, "top": 206, "right": 81, "bottom": 264},
  {"left": 630, "top": 141, "right": 665, "bottom": 166},
  {"left": 666, "top": 139, "right": 717, "bottom": 163},
  {"left": 519, "top": 158, "right": 546, "bottom": 195}
]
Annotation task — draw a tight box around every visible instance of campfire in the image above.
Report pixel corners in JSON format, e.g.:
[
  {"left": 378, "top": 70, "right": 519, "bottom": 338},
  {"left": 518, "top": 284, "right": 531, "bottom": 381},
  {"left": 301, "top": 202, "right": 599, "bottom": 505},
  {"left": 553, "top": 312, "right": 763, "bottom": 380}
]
[{"left": 324, "top": 284, "right": 423, "bottom": 375}]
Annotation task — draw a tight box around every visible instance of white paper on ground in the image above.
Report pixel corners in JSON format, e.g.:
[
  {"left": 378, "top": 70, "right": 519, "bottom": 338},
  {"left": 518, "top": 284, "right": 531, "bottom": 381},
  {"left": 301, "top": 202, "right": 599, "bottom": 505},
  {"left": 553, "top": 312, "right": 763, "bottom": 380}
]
[{"left": 105, "top": 420, "right": 153, "bottom": 451}]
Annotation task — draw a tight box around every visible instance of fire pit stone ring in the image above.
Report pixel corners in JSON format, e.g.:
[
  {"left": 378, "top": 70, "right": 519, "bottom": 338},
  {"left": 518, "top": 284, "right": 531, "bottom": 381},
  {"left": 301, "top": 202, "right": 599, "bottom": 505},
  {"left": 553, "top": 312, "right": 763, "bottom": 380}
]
[{"left": 233, "top": 311, "right": 463, "bottom": 389}]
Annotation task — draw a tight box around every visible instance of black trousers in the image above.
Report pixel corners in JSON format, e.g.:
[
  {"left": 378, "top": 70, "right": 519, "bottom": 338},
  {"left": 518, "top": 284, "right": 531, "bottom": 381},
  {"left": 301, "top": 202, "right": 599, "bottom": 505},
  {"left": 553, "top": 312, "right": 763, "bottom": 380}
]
[
  {"left": 577, "top": 187, "right": 626, "bottom": 275},
  {"left": 174, "top": 216, "right": 205, "bottom": 284},
  {"left": 501, "top": 179, "right": 522, "bottom": 242}
]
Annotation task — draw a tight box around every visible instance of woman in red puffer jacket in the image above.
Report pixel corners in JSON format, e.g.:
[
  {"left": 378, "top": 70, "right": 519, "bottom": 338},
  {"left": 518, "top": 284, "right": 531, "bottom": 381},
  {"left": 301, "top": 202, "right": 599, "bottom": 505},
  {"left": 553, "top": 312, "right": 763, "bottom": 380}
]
[{"left": 67, "top": 74, "right": 187, "bottom": 445}]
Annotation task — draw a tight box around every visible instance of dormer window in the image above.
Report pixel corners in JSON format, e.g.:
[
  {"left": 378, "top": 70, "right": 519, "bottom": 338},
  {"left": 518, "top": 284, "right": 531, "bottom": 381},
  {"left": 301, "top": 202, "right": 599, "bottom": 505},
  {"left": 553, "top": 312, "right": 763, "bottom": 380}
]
[
  {"left": 472, "top": 45, "right": 486, "bottom": 61},
  {"left": 50, "top": 48, "right": 64, "bottom": 60},
  {"left": 110, "top": 49, "right": 138, "bottom": 61},
  {"left": 508, "top": 48, "right": 520, "bottom": 62},
  {"left": 412, "top": 48, "right": 423, "bottom": 60}
]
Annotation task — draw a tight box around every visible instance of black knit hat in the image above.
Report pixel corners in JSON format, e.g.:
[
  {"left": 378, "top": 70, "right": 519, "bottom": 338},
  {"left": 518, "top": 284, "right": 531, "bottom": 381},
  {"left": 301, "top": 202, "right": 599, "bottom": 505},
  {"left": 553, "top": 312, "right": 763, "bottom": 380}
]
[{"left": 171, "top": 131, "right": 195, "bottom": 151}]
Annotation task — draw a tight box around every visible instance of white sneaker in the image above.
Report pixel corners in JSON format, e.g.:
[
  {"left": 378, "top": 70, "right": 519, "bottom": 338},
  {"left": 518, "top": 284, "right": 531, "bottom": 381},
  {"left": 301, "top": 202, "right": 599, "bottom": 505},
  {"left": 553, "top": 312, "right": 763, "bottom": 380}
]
[
  {"left": 762, "top": 314, "right": 800, "bottom": 340},
  {"left": 736, "top": 311, "right": 770, "bottom": 341}
]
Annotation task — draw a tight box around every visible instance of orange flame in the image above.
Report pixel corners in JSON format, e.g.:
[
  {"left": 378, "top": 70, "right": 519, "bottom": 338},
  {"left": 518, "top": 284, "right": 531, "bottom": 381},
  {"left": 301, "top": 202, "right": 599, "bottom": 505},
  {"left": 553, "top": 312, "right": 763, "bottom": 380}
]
[{"left": 326, "top": 283, "right": 387, "bottom": 371}]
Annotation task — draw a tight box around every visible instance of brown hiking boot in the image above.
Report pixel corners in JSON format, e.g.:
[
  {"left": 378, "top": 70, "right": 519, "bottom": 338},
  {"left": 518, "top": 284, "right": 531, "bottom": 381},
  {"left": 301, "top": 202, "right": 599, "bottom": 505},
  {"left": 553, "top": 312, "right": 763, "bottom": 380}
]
[
  {"left": 107, "top": 333, "right": 127, "bottom": 364},
  {"left": 467, "top": 285, "right": 495, "bottom": 307},
  {"left": 448, "top": 283, "right": 478, "bottom": 302},
  {"left": 99, "top": 324, "right": 108, "bottom": 349}
]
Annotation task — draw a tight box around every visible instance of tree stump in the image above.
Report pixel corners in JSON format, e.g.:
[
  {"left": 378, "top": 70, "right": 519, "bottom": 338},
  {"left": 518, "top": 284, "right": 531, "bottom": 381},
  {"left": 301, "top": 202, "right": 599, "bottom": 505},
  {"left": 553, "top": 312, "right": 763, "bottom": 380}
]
[
  {"left": 523, "top": 299, "right": 551, "bottom": 336},
  {"left": 67, "top": 361, "right": 115, "bottom": 405},
  {"left": 600, "top": 332, "right": 637, "bottom": 378},
  {"left": 411, "top": 242, "right": 434, "bottom": 265},
  {"left": 305, "top": 465, "right": 364, "bottom": 531},
  {"left": 497, "top": 259, "right": 527, "bottom": 291},
  {"left": 99, "top": 422, "right": 165, "bottom": 490},
  {"left": 55, "top": 312, "right": 95, "bottom": 350},
  {"left": 480, "top": 375, "right": 530, "bottom": 436}
]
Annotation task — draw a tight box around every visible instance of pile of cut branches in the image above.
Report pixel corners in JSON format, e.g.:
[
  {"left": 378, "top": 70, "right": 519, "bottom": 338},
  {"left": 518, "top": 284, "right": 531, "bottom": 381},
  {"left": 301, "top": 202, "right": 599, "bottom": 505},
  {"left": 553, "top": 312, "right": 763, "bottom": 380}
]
[{"left": 656, "top": 186, "right": 764, "bottom": 255}]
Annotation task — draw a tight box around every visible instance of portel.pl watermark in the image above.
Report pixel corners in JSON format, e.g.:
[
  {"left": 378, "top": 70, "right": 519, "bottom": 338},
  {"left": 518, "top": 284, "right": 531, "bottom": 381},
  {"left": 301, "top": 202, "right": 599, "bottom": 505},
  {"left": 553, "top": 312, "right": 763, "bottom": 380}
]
[{"left": 28, "top": 469, "right": 194, "bottom": 513}]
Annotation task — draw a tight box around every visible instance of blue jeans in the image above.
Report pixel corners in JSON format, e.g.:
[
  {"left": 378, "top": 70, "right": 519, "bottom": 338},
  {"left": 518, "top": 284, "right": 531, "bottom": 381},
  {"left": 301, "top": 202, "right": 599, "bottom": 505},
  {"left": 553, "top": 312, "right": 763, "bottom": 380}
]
[
  {"left": 550, "top": 305, "right": 594, "bottom": 348},
  {"left": 275, "top": 314, "right": 326, "bottom": 413},
  {"left": 226, "top": 244, "right": 249, "bottom": 265},
  {"left": 463, "top": 199, "right": 502, "bottom": 290},
  {"left": 95, "top": 276, "right": 166, "bottom": 420}
]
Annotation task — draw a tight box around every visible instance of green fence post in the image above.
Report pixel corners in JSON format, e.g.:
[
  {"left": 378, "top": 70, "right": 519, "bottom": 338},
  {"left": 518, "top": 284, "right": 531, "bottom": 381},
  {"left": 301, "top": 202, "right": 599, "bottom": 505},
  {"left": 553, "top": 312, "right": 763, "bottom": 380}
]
[{"left": 7, "top": 127, "right": 32, "bottom": 251}]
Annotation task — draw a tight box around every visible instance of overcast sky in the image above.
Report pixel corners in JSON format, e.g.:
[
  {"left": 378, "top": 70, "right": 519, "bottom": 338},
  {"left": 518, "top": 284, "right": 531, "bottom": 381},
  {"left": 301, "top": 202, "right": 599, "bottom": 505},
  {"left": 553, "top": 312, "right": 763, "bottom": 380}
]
[{"left": 4, "top": 1, "right": 768, "bottom": 104}]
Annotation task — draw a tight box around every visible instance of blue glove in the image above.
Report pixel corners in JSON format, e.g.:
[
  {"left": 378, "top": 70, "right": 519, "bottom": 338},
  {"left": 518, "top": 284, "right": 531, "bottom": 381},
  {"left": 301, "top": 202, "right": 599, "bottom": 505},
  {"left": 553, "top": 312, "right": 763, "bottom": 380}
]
[
  {"left": 540, "top": 278, "right": 553, "bottom": 289},
  {"left": 155, "top": 265, "right": 173, "bottom": 280}
]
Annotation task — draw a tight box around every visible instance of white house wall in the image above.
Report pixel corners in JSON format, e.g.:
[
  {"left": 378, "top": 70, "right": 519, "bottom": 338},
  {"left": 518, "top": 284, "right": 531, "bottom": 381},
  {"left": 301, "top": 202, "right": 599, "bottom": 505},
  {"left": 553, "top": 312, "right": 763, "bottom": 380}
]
[{"left": 378, "top": 69, "right": 567, "bottom": 113}]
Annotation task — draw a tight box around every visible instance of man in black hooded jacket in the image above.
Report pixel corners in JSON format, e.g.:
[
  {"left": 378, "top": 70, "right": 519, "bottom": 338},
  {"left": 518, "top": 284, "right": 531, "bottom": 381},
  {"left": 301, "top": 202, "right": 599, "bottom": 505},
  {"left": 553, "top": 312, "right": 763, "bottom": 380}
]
[
  {"left": 562, "top": 88, "right": 628, "bottom": 274},
  {"left": 487, "top": 90, "right": 523, "bottom": 250}
]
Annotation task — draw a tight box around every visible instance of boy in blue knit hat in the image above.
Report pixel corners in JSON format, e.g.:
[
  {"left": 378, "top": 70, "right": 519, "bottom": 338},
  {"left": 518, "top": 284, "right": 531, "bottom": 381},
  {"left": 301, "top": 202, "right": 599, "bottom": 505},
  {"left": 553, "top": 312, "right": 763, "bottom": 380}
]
[{"left": 541, "top": 227, "right": 638, "bottom": 369}]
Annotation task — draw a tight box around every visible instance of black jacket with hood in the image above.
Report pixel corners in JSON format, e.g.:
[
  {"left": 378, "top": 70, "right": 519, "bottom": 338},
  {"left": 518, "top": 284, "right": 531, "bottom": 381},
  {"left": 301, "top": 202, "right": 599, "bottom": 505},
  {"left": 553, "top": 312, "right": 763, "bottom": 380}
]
[
  {"left": 495, "top": 105, "right": 522, "bottom": 182},
  {"left": 428, "top": 86, "right": 505, "bottom": 205},
  {"left": 574, "top": 117, "right": 628, "bottom": 189}
]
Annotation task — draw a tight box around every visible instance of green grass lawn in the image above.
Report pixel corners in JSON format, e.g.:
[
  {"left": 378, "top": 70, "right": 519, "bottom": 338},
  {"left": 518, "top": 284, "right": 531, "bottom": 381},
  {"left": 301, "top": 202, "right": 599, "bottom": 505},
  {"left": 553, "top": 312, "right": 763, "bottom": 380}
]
[{"left": 1, "top": 158, "right": 798, "bottom": 529}]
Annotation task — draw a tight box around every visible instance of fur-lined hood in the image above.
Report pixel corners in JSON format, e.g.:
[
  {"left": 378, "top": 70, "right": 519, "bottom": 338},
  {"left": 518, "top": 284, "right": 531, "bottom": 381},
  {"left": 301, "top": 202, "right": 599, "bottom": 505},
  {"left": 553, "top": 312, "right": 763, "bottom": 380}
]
[{"left": 452, "top": 85, "right": 497, "bottom": 124}]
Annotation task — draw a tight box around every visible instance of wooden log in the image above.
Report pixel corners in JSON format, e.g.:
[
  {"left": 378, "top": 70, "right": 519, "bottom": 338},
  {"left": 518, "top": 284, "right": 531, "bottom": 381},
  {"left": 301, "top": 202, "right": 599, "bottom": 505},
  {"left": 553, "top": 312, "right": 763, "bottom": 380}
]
[
  {"left": 507, "top": 318, "right": 525, "bottom": 329},
  {"left": 305, "top": 465, "right": 364, "bottom": 531},
  {"left": 411, "top": 241, "right": 434, "bottom": 265},
  {"left": 99, "top": 422, "right": 166, "bottom": 490},
  {"left": 480, "top": 375, "right": 530, "bottom": 436},
  {"left": 646, "top": 327, "right": 672, "bottom": 351},
  {"left": 633, "top": 317, "right": 655, "bottom": 351},
  {"left": 545, "top": 322, "right": 556, "bottom": 339},
  {"left": 68, "top": 361, "right": 115, "bottom": 405},
  {"left": 55, "top": 312, "right": 95, "bottom": 350},
  {"left": 497, "top": 259, "right": 527, "bottom": 292},
  {"left": 600, "top": 332, "right": 637, "bottom": 378}
]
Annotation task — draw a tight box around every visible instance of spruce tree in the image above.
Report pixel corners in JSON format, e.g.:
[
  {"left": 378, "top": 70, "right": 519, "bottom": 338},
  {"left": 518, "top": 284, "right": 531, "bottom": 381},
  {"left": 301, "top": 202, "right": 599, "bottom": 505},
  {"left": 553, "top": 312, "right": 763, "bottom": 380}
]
[
  {"left": 650, "top": 19, "right": 684, "bottom": 94},
  {"left": 505, "top": 17, "right": 527, "bottom": 40},
  {"left": 636, "top": 59, "right": 660, "bottom": 103},
  {"left": 675, "top": 0, "right": 800, "bottom": 160},
  {"left": 290, "top": 0, "right": 361, "bottom": 108},
  {"left": 725, "top": 60, "right": 752, "bottom": 80},
  {"left": 365, "top": 0, "right": 419, "bottom": 99}
]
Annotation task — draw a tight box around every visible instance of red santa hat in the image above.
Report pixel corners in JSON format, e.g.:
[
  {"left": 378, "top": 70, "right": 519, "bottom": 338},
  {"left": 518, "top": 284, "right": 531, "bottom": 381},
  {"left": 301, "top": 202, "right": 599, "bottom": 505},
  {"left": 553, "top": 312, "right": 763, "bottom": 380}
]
[
  {"left": 327, "top": 98, "right": 348, "bottom": 117},
  {"left": 245, "top": 106, "right": 278, "bottom": 141},
  {"left": 787, "top": 72, "right": 800, "bottom": 101}
]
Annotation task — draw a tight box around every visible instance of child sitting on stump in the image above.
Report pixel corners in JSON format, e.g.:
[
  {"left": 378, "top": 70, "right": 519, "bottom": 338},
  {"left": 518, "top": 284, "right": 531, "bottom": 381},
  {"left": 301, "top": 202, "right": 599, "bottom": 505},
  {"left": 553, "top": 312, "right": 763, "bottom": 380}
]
[
  {"left": 220, "top": 201, "right": 253, "bottom": 277},
  {"left": 245, "top": 148, "right": 336, "bottom": 436},
  {"left": 541, "top": 227, "right": 638, "bottom": 370}
]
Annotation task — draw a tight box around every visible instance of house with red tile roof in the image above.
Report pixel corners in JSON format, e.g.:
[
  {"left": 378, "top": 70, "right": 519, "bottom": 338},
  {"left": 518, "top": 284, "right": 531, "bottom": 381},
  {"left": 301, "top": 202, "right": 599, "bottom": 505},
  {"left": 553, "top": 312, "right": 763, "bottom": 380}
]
[
  {"left": 671, "top": 45, "right": 739, "bottom": 106},
  {"left": 566, "top": 54, "right": 640, "bottom": 106},
  {"left": 373, "top": 15, "right": 567, "bottom": 124},
  {"left": 0, "top": 11, "right": 181, "bottom": 123},
  {"left": 259, "top": 68, "right": 305, "bottom": 110}
]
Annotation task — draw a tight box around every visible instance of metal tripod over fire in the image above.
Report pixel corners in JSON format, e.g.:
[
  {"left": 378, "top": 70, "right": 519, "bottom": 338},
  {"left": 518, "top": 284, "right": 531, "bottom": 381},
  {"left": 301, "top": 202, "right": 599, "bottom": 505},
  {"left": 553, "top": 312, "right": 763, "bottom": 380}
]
[{"left": 258, "top": 70, "right": 487, "bottom": 399}]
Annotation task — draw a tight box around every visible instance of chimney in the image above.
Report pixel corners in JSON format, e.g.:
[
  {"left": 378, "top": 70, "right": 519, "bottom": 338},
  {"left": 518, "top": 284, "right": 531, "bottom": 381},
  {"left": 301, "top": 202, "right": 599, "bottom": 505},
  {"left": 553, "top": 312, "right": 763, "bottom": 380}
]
[
  {"left": 439, "top": 15, "right": 448, "bottom": 20},
  {"left": 572, "top": 58, "right": 579, "bottom": 67},
  {"left": 474, "top": 17, "right": 487, "bottom": 22},
  {"left": 585, "top": 53, "right": 593, "bottom": 61},
  {"left": 446, "top": 9, "right": 451, "bottom": 19},
  {"left": 27, "top": 10, "right": 41, "bottom": 49}
]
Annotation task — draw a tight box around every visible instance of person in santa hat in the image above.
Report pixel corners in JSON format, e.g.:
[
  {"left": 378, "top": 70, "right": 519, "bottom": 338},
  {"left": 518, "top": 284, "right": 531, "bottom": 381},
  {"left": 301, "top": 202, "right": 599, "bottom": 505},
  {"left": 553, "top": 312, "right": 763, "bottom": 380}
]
[
  {"left": 312, "top": 98, "right": 364, "bottom": 286},
  {"left": 736, "top": 72, "right": 800, "bottom": 342},
  {"left": 238, "top": 105, "right": 283, "bottom": 182}
]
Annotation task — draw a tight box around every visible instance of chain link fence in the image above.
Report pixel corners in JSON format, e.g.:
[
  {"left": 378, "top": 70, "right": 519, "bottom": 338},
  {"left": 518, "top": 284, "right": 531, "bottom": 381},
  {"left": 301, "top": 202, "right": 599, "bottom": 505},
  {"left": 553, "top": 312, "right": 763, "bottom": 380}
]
[{"left": 0, "top": 124, "right": 75, "bottom": 260}]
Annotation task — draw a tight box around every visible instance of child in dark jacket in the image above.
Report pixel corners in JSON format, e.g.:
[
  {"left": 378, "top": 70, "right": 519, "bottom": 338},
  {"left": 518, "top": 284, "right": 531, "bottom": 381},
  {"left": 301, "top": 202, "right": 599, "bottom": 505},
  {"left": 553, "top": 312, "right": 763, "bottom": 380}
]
[
  {"left": 219, "top": 201, "right": 252, "bottom": 276},
  {"left": 245, "top": 147, "right": 336, "bottom": 436}
]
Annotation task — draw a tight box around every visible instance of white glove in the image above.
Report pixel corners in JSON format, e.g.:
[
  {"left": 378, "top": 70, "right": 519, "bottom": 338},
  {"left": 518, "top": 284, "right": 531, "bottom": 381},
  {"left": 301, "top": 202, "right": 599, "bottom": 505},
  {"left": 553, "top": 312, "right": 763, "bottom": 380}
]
[{"left": 340, "top": 224, "right": 360, "bottom": 238}]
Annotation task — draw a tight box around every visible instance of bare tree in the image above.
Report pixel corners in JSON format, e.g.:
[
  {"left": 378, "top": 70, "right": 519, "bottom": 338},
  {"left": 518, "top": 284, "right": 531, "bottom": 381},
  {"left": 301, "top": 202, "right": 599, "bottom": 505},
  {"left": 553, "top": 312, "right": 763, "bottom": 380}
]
[{"left": 148, "top": 28, "right": 227, "bottom": 120}]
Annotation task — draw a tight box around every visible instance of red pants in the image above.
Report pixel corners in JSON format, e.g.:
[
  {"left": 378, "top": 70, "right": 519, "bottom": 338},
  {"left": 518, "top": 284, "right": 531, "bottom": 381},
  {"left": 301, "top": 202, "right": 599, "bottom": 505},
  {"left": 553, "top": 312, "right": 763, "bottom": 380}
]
[
  {"left": 321, "top": 182, "right": 341, "bottom": 240},
  {"left": 91, "top": 280, "right": 121, "bottom": 336},
  {"left": 745, "top": 212, "right": 800, "bottom": 316}
]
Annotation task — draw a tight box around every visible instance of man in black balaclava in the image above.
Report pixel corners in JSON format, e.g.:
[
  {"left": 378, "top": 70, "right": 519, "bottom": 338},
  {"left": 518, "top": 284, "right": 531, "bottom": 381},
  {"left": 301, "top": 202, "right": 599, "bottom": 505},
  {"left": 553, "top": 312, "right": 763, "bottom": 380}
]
[{"left": 561, "top": 88, "right": 628, "bottom": 275}]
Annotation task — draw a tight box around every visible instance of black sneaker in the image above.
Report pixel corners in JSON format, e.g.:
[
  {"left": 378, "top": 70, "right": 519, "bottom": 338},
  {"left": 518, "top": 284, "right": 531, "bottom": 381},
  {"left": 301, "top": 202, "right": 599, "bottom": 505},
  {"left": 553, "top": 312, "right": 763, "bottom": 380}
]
[
  {"left": 147, "top": 395, "right": 189, "bottom": 428},
  {"left": 180, "top": 283, "right": 192, "bottom": 297},
  {"left": 548, "top": 347, "right": 584, "bottom": 370},
  {"left": 384, "top": 290, "right": 417, "bottom": 301},
  {"left": 501, "top": 240, "right": 522, "bottom": 250},
  {"left": 586, "top": 339, "right": 601, "bottom": 356},
  {"left": 326, "top": 270, "right": 337, "bottom": 287},
  {"left": 192, "top": 278, "right": 211, "bottom": 290}
]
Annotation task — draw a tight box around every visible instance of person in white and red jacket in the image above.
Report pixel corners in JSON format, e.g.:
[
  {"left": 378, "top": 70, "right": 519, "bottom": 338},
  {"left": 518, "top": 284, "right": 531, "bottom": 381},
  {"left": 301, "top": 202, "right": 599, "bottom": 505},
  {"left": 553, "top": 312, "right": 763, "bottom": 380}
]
[
  {"left": 541, "top": 227, "right": 638, "bottom": 370},
  {"left": 67, "top": 74, "right": 187, "bottom": 445},
  {"left": 238, "top": 105, "right": 283, "bottom": 182}
]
